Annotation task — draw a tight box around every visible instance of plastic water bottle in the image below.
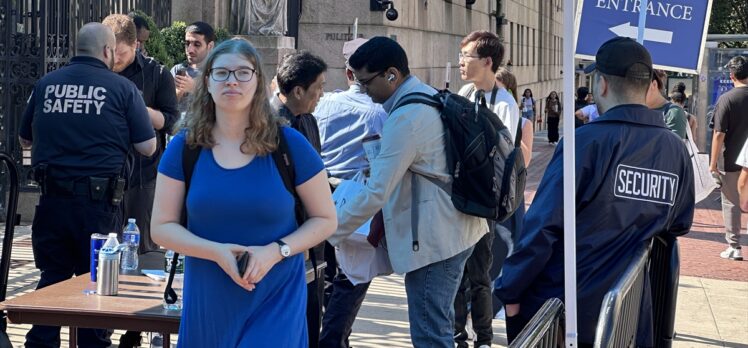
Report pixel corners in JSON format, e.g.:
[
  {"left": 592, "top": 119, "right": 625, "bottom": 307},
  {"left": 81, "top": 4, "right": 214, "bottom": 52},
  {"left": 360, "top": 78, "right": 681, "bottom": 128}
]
[
  {"left": 163, "top": 250, "right": 185, "bottom": 310},
  {"left": 121, "top": 218, "right": 140, "bottom": 271}
]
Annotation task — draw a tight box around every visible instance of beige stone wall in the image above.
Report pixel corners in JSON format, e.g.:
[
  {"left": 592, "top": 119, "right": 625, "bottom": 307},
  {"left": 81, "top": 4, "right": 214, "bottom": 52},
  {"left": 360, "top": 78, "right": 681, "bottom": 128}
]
[
  {"left": 502, "top": 0, "right": 564, "bottom": 111},
  {"left": 170, "top": 0, "right": 564, "bottom": 100},
  {"left": 298, "top": 0, "right": 497, "bottom": 91}
]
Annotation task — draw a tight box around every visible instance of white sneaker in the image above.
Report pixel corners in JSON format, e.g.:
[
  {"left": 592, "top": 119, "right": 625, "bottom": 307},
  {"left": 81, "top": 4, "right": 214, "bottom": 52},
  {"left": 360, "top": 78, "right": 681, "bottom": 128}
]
[
  {"left": 720, "top": 247, "right": 743, "bottom": 261},
  {"left": 478, "top": 345, "right": 491, "bottom": 348}
]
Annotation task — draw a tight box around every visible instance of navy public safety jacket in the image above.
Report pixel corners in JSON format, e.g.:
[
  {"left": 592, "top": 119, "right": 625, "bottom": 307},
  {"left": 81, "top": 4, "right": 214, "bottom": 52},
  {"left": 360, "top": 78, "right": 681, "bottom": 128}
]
[{"left": 495, "top": 104, "right": 695, "bottom": 345}]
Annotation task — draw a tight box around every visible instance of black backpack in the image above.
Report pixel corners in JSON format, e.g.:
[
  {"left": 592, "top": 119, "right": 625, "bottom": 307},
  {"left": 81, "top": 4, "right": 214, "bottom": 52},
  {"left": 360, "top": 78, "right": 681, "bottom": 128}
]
[
  {"left": 393, "top": 89, "right": 526, "bottom": 223},
  {"left": 163, "top": 125, "right": 321, "bottom": 303}
]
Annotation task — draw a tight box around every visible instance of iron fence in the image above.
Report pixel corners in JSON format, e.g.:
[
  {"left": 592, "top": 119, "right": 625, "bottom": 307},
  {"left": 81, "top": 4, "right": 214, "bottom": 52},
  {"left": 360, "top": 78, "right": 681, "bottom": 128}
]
[
  {"left": 0, "top": 0, "right": 170, "bottom": 190},
  {"left": 509, "top": 297, "right": 565, "bottom": 348},
  {"left": 593, "top": 242, "right": 652, "bottom": 348}
]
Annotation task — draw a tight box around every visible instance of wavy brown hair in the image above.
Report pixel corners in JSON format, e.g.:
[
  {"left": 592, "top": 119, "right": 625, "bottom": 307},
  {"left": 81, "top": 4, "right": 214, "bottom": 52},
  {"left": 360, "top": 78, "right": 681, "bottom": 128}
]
[{"left": 181, "top": 38, "right": 281, "bottom": 155}]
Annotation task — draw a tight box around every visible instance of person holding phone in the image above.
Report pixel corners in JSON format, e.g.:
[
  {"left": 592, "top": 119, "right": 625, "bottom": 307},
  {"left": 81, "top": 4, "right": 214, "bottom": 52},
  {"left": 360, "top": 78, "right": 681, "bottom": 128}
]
[
  {"left": 152, "top": 38, "right": 337, "bottom": 347},
  {"left": 170, "top": 22, "right": 216, "bottom": 114}
]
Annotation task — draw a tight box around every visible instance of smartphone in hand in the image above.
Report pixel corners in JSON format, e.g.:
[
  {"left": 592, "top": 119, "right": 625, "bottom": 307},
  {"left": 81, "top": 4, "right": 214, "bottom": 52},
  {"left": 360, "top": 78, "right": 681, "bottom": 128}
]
[{"left": 237, "top": 251, "right": 250, "bottom": 275}]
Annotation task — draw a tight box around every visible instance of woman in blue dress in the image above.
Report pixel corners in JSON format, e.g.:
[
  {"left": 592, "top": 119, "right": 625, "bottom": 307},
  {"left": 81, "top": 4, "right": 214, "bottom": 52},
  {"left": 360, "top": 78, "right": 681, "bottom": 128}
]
[{"left": 151, "top": 38, "right": 337, "bottom": 347}]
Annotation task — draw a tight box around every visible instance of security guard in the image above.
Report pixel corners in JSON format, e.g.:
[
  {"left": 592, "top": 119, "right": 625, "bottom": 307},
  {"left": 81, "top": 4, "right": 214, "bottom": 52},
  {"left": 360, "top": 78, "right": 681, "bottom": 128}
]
[
  {"left": 18, "top": 23, "right": 156, "bottom": 348},
  {"left": 103, "top": 14, "right": 178, "bottom": 254},
  {"left": 495, "top": 38, "right": 695, "bottom": 347}
]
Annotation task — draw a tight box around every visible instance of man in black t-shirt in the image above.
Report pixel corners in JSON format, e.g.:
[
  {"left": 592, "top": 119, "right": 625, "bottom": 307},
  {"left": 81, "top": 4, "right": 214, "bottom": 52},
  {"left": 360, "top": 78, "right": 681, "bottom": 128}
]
[
  {"left": 709, "top": 56, "right": 748, "bottom": 261},
  {"left": 19, "top": 23, "right": 156, "bottom": 347}
]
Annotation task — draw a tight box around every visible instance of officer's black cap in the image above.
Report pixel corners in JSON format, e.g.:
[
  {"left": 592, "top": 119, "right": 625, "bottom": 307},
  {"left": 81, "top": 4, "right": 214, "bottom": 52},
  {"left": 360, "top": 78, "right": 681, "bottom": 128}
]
[{"left": 584, "top": 37, "right": 653, "bottom": 79}]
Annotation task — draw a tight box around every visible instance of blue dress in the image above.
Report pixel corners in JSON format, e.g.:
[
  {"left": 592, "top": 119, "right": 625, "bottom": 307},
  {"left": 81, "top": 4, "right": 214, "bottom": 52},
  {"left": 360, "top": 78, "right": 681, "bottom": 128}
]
[{"left": 158, "top": 127, "right": 323, "bottom": 347}]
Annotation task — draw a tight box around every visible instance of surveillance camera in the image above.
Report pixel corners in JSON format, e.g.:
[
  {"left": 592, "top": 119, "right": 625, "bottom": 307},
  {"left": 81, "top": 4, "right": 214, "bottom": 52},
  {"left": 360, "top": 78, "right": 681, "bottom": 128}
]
[
  {"left": 386, "top": 6, "right": 399, "bottom": 21},
  {"left": 466, "top": 0, "right": 476, "bottom": 5}
]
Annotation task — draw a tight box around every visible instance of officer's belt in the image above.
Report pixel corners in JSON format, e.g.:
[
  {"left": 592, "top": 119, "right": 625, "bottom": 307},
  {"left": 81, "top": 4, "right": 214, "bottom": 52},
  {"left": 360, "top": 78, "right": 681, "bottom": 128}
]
[{"left": 42, "top": 177, "right": 114, "bottom": 201}]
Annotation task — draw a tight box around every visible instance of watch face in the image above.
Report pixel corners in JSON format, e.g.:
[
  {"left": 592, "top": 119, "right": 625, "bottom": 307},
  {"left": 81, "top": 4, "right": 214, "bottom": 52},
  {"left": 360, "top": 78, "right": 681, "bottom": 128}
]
[{"left": 281, "top": 245, "right": 291, "bottom": 257}]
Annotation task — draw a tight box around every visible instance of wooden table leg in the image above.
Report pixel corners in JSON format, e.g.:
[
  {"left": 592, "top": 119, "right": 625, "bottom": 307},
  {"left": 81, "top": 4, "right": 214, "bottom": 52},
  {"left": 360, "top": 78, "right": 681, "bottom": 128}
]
[
  {"left": 69, "top": 326, "right": 77, "bottom": 348},
  {"left": 163, "top": 332, "right": 170, "bottom": 347}
]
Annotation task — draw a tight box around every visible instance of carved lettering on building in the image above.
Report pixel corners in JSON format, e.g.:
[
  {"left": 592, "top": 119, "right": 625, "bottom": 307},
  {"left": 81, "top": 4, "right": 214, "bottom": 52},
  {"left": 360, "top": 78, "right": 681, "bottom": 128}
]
[{"left": 324, "top": 33, "right": 364, "bottom": 41}]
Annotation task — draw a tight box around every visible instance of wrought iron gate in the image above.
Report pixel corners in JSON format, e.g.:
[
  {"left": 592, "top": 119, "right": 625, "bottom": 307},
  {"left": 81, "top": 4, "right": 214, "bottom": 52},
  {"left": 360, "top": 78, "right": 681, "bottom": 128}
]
[{"left": 0, "top": 0, "right": 171, "bottom": 190}]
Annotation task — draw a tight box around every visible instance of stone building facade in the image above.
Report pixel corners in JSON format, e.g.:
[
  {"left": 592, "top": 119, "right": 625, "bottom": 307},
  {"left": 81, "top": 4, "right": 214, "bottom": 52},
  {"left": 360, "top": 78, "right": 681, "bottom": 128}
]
[{"left": 171, "top": 0, "right": 563, "bottom": 100}]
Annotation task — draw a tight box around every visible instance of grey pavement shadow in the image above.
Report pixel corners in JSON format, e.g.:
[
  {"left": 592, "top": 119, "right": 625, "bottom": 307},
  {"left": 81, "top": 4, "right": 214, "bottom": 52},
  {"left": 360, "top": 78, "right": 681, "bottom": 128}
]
[
  {"left": 680, "top": 230, "right": 729, "bottom": 243},
  {"left": 675, "top": 333, "right": 748, "bottom": 348}
]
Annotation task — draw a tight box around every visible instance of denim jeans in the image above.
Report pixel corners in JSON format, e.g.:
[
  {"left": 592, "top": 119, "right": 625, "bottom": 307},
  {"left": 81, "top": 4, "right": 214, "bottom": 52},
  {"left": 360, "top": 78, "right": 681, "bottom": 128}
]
[
  {"left": 319, "top": 272, "right": 371, "bottom": 348},
  {"left": 454, "top": 232, "right": 494, "bottom": 347},
  {"left": 405, "top": 246, "right": 474, "bottom": 348}
]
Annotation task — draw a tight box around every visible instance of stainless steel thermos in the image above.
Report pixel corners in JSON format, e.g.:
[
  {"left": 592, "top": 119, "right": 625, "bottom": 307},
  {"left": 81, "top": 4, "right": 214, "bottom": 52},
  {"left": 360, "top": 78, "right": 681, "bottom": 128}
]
[{"left": 97, "top": 232, "right": 121, "bottom": 296}]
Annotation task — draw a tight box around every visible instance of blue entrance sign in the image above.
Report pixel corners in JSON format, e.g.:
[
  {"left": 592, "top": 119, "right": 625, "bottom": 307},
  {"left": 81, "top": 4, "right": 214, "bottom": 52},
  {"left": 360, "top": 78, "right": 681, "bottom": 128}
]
[{"left": 575, "top": 0, "right": 714, "bottom": 73}]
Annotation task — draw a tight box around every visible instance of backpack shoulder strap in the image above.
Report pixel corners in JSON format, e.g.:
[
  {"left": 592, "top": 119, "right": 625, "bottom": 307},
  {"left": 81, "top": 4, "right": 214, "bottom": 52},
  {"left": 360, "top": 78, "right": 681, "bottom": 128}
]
[
  {"left": 271, "top": 126, "right": 320, "bottom": 278},
  {"left": 166, "top": 141, "right": 200, "bottom": 305},
  {"left": 180, "top": 143, "right": 201, "bottom": 226},
  {"left": 271, "top": 126, "right": 304, "bottom": 226},
  {"left": 392, "top": 92, "right": 441, "bottom": 111},
  {"left": 467, "top": 84, "right": 476, "bottom": 99},
  {"left": 514, "top": 118, "right": 523, "bottom": 149}
]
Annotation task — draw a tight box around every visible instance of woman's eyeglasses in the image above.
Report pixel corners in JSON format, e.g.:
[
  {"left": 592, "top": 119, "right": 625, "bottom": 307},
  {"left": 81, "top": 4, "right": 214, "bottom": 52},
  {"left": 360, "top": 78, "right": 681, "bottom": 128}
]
[{"left": 209, "top": 67, "right": 256, "bottom": 82}]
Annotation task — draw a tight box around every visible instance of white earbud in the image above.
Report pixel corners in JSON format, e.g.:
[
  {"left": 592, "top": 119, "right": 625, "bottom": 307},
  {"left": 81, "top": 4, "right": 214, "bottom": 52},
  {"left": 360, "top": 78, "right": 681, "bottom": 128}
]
[{"left": 387, "top": 74, "right": 396, "bottom": 82}]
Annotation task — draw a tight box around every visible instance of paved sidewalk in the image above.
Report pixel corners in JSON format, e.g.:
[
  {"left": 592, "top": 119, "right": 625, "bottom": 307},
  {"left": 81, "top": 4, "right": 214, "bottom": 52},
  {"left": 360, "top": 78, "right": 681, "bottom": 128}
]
[
  {"left": 348, "top": 130, "right": 748, "bottom": 347},
  {"left": 348, "top": 274, "right": 748, "bottom": 348}
]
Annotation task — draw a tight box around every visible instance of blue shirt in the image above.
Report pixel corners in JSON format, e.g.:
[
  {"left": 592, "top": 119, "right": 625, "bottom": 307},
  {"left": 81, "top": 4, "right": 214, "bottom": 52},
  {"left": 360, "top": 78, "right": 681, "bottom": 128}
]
[
  {"left": 158, "top": 127, "right": 323, "bottom": 347},
  {"left": 19, "top": 56, "right": 155, "bottom": 180},
  {"left": 313, "top": 85, "right": 387, "bottom": 179},
  {"left": 496, "top": 104, "right": 695, "bottom": 345}
]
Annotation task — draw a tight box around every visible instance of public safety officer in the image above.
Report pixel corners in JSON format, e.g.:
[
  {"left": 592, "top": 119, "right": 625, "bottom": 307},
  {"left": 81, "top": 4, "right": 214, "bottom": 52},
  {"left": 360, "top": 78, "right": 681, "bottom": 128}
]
[
  {"left": 495, "top": 37, "right": 695, "bottom": 347},
  {"left": 18, "top": 23, "right": 156, "bottom": 348}
]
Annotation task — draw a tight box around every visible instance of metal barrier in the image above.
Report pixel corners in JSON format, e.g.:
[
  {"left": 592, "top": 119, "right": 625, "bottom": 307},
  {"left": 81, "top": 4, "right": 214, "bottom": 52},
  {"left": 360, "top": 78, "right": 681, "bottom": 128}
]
[
  {"left": 509, "top": 298, "right": 565, "bottom": 348},
  {"left": 593, "top": 242, "right": 652, "bottom": 348},
  {"left": 649, "top": 236, "right": 680, "bottom": 348}
]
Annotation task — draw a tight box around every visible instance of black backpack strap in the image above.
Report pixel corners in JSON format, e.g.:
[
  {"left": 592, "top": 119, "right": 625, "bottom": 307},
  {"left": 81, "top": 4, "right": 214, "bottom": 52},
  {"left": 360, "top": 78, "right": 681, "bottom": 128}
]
[
  {"left": 271, "top": 126, "right": 304, "bottom": 225},
  {"left": 270, "top": 126, "right": 320, "bottom": 280},
  {"left": 164, "top": 142, "right": 200, "bottom": 305},
  {"left": 514, "top": 118, "right": 523, "bottom": 149},
  {"left": 392, "top": 92, "right": 442, "bottom": 111}
]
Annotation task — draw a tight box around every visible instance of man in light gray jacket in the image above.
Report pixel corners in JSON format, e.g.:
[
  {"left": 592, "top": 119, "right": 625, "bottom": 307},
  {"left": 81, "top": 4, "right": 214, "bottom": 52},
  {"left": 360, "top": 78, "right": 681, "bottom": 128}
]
[{"left": 328, "top": 36, "right": 488, "bottom": 348}]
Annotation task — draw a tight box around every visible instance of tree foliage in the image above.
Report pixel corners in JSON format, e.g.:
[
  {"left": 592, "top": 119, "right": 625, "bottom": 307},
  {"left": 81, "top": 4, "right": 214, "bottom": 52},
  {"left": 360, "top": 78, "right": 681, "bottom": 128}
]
[
  {"left": 130, "top": 10, "right": 173, "bottom": 67},
  {"left": 709, "top": 0, "right": 748, "bottom": 48}
]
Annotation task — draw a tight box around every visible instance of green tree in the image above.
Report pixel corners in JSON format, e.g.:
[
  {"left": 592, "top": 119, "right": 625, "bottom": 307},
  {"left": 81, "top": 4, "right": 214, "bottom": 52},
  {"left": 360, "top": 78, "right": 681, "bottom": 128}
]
[
  {"left": 709, "top": 0, "right": 748, "bottom": 48},
  {"left": 130, "top": 10, "right": 173, "bottom": 67}
]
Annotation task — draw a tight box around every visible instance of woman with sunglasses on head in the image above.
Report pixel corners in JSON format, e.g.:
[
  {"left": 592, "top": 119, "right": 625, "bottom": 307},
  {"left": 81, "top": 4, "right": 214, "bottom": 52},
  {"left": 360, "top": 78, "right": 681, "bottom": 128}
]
[{"left": 151, "top": 38, "right": 336, "bottom": 347}]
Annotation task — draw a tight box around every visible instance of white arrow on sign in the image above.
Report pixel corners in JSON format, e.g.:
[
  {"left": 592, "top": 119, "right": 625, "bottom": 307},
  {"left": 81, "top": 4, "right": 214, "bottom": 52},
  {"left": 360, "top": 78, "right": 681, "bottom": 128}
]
[{"left": 609, "top": 22, "right": 673, "bottom": 44}]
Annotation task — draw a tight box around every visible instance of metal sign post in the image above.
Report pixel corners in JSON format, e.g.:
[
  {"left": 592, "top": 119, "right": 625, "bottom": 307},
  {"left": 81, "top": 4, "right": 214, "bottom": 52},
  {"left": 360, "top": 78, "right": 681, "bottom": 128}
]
[{"left": 563, "top": 0, "right": 578, "bottom": 346}]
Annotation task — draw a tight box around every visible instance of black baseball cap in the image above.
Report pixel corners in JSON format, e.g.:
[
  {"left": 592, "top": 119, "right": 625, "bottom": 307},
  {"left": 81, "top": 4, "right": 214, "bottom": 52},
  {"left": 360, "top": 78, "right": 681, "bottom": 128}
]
[{"left": 584, "top": 37, "right": 653, "bottom": 79}]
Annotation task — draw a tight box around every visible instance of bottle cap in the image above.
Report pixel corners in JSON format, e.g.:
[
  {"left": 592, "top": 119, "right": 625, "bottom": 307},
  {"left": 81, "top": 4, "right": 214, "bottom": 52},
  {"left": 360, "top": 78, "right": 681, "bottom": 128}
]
[{"left": 128, "top": 218, "right": 136, "bottom": 223}]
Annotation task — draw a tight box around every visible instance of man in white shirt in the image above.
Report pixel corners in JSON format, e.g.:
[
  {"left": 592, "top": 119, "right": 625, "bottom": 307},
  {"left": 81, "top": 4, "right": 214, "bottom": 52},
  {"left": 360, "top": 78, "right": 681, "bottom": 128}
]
[
  {"left": 575, "top": 103, "right": 600, "bottom": 123},
  {"left": 454, "top": 30, "right": 519, "bottom": 348}
]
